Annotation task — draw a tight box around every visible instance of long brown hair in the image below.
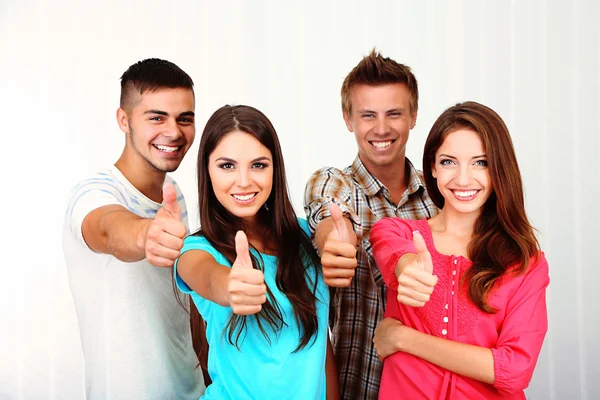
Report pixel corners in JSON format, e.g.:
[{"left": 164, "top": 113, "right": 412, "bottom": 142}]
[
  {"left": 191, "top": 105, "right": 321, "bottom": 355},
  {"left": 423, "top": 101, "right": 540, "bottom": 313}
]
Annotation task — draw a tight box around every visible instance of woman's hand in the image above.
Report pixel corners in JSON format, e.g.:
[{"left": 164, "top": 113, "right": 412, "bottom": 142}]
[{"left": 373, "top": 317, "right": 406, "bottom": 361}]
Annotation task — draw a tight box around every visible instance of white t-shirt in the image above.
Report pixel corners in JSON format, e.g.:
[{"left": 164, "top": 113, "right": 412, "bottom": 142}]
[{"left": 62, "top": 166, "right": 205, "bottom": 400}]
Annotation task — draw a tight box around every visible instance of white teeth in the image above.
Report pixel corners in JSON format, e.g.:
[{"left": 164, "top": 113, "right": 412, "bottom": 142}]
[
  {"left": 453, "top": 190, "right": 478, "bottom": 197},
  {"left": 155, "top": 145, "right": 179, "bottom": 152},
  {"left": 233, "top": 193, "right": 256, "bottom": 201},
  {"left": 372, "top": 141, "right": 392, "bottom": 149}
]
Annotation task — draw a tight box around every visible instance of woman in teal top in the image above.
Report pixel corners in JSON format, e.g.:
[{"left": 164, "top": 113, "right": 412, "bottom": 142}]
[{"left": 175, "top": 105, "right": 339, "bottom": 400}]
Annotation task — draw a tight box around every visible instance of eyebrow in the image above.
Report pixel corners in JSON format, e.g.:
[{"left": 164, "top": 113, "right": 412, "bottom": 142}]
[
  {"left": 438, "top": 153, "right": 487, "bottom": 160},
  {"left": 356, "top": 107, "right": 405, "bottom": 114},
  {"left": 143, "top": 110, "right": 195, "bottom": 117},
  {"left": 215, "top": 156, "right": 271, "bottom": 163}
]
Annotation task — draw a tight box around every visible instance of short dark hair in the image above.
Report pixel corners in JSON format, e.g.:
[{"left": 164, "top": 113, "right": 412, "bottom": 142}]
[
  {"left": 120, "top": 58, "right": 194, "bottom": 112},
  {"left": 341, "top": 49, "right": 418, "bottom": 114}
]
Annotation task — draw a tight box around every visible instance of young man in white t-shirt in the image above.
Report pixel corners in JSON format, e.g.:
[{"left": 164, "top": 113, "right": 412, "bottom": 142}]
[{"left": 62, "top": 58, "right": 205, "bottom": 399}]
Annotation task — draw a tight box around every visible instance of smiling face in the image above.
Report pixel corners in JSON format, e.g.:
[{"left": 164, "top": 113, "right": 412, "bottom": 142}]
[
  {"left": 343, "top": 83, "right": 417, "bottom": 176},
  {"left": 432, "top": 128, "right": 493, "bottom": 217},
  {"left": 208, "top": 130, "right": 273, "bottom": 224},
  {"left": 118, "top": 87, "right": 195, "bottom": 173}
]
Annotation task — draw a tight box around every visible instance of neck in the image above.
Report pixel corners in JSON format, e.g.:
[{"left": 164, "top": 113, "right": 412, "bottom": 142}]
[
  {"left": 361, "top": 155, "right": 409, "bottom": 203},
  {"left": 115, "top": 152, "right": 166, "bottom": 203},
  {"left": 432, "top": 208, "right": 480, "bottom": 238}
]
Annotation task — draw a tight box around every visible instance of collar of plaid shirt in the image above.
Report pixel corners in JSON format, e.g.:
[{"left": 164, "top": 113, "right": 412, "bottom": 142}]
[{"left": 350, "top": 155, "right": 429, "bottom": 211}]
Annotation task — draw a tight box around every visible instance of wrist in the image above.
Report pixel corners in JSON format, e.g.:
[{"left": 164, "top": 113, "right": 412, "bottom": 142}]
[{"left": 136, "top": 219, "right": 152, "bottom": 254}]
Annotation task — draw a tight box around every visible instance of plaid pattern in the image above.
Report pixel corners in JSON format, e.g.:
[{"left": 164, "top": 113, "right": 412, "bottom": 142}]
[{"left": 304, "top": 156, "right": 439, "bottom": 400}]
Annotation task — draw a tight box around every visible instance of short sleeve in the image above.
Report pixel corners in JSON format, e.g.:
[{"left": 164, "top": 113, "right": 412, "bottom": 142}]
[
  {"left": 369, "top": 218, "right": 418, "bottom": 289},
  {"left": 65, "top": 177, "right": 128, "bottom": 249},
  {"left": 491, "top": 254, "right": 550, "bottom": 395},
  {"left": 303, "top": 167, "right": 361, "bottom": 235},
  {"left": 174, "top": 236, "right": 229, "bottom": 295}
]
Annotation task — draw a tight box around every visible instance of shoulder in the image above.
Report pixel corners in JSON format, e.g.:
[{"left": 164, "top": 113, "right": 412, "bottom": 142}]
[
  {"left": 182, "top": 234, "right": 229, "bottom": 264},
  {"left": 305, "top": 166, "right": 354, "bottom": 190},
  {"left": 372, "top": 217, "right": 425, "bottom": 234}
]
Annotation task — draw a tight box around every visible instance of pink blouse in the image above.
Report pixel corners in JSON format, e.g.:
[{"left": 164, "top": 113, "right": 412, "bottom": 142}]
[{"left": 369, "top": 218, "right": 549, "bottom": 400}]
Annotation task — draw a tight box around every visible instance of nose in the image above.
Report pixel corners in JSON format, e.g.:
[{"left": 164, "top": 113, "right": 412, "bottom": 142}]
[
  {"left": 455, "top": 165, "right": 471, "bottom": 186},
  {"left": 236, "top": 168, "right": 250, "bottom": 188},
  {"left": 373, "top": 116, "right": 391, "bottom": 135},
  {"left": 163, "top": 119, "right": 183, "bottom": 140}
]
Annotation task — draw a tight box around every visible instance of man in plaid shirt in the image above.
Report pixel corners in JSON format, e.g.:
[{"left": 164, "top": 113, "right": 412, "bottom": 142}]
[{"left": 304, "top": 50, "right": 439, "bottom": 400}]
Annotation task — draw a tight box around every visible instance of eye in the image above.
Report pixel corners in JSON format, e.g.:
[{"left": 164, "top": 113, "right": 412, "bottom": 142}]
[
  {"left": 251, "top": 162, "right": 269, "bottom": 169},
  {"left": 388, "top": 111, "right": 401, "bottom": 117},
  {"left": 474, "top": 159, "right": 488, "bottom": 167},
  {"left": 178, "top": 117, "right": 194, "bottom": 124},
  {"left": 440, "top": 159, "right": 455, "bottom": 166},
  {"left": 149, "top": 116, "right": 163, "bottom": 121},
  {"left": 361, "top": 113, "right": 375, "bottom": 119},
  {"left": 218, "top": 163, "right": 235, "bottom": 170}
]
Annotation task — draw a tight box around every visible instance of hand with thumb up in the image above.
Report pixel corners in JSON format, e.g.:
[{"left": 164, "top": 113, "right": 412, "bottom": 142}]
[
  {"left": 394, "top": 230, "right": 438, "bottom": 308},
  {"left": 227, "top": 231, "right": 267, "bottom": 315},
  {"left": 144, "top": 181, "right": 187, "bottom": 267}
]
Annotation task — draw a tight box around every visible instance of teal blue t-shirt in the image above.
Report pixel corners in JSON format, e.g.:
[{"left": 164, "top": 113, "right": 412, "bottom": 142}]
[{"left": 175, "top": 219, "right": 329, "bottom": 400}]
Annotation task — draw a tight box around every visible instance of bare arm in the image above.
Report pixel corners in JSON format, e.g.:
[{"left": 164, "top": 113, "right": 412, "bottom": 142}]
[
  {"left": 81, "top": 205, "right": 152, "bottom": 262},
  {"left": 80, "top": 182, "right": 187, "bottom": 267},
  {"left": 374, "top": 318, "right": 494, "bottom": 384},
  {"left": 177, "top": 250, "right": 232, "bottom": 306},
  {"left": 314, "top": 215, "right": 357, "bottom": 255},
  {"left": 325, "top": 337, "right": 340, "bottom": 400},
  {"left": 177, "top": 232, "right": 267, "bottom": 314}
]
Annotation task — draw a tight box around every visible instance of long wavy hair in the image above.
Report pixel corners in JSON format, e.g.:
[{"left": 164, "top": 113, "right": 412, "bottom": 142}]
[
  {"left": 190, "top": 104, "right": 321, "bottom": 354},
  {"left": 423, "top": 101, "right": 540, "bottom": 313}
]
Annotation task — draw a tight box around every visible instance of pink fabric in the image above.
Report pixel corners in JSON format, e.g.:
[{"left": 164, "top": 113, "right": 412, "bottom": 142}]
[{"left": 369, "top": 218, "right": 549, "bottom": 400}]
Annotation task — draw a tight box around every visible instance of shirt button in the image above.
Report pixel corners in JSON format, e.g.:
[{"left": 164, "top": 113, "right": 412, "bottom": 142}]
[
  {"left": 445, "top": 304, "right": 448, "bottom": 309},
  {"left": 452, "top": 291, "right": 455, "bottom": 295},
  {"left": 443, "top": 317, "right": 448, "bottom": 323},
  {"left": 452, "top": 280, "right": 455, "bottom": 286},
  {"left": 442, "top": 329, "right": 448, "bottom": 335},
  {"left": 453, "top": 270, "right": 456, "bottom": 275},
  {"left": 453, "top": 259, "right": 458, "bottom": 265}
]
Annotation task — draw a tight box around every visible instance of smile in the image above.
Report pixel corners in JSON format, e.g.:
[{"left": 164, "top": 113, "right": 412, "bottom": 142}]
[
  {"left": 451, "top": 189, "right": 480, "bottom": 201},
  {"left": 153, "top": 144, "right": 181, "bottom": 153},
  {"left": 370, "top": 140, "right": 394, "bottom": 150},
  {"left": 231, "top": 192, "right": 258, "bottom": 204}
]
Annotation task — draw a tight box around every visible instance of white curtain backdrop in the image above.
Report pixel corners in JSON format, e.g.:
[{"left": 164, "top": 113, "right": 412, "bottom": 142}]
[{"left": 0, "top": 0, "right": 598, "bottom": 398}]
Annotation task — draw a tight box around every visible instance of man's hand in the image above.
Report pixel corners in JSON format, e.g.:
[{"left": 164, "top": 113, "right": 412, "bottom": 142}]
[
  {"left": 144, "top": 182, "right": 187, "bottom": 267},
  {"left": 320, "top": 203, "right": 358, "bottom": 287}
]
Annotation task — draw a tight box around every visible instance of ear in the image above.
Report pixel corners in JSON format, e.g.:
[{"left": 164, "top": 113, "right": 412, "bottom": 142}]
[
  {"left": 343, "top": 111, "right": 354, "bottom": 133},
  {"left": 409, "top": 110, "right": 418, "bottom": 130},
  {"left": 116, "top": 108, "right": 129, "bottom": 134},
  {"left": 431, "top": 162, "right": 437, "bottom": 179}
]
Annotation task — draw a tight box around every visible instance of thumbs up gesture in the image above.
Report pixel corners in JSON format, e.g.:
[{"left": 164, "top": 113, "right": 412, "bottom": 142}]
[
  {"left": 321, "top": 203, "right": 358, "bottom": 287},
  {"left": 227, "top": 231, "right": 267, "bottom": 315},
  {"left": 144, "top": 182, "right": 187, "bottom": 267},
  {"left": 395, "top": 231, "right": 438, "bottom": 307}
]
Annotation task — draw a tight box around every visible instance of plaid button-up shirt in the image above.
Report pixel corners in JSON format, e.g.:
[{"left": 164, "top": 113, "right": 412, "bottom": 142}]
[{"left": 304, "top": 156, "right": 438, "bottom": 400}]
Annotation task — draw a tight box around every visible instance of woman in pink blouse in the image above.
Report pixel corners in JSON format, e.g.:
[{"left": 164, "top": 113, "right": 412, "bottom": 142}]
[{"left": 369, "top": 101, "right": 549, "bottom": 400}]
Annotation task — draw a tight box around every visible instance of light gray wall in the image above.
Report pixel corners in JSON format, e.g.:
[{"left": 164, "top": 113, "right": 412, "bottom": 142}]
[{"left": 1, "top": 0, "right": 598, "bottom": 398}]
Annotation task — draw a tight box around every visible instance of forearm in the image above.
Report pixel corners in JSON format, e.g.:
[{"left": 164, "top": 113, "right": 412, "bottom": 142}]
[
  {"left": 399, "top": 326, "right": 495, "bottom": 384},
  {"left": 95, "top": 209, "right": 150, "bottom": 262},
  {"left": 395, "top": 253, "right": 418, "bottom": 278},
  {"left": 325, "top": 338, "right": 340, "bottom": 399},
  {"left": 314, "top": 217, "right": 356, "bottom": 254},
  {"left": 178, "top": 252, "right": 232, "bottom": 307}
]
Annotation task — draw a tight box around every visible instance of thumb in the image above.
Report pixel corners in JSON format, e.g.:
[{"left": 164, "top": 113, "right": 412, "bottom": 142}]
[
  {"left": 330, "top": 203, "right": 350, "bottom": 243},
  {"left": 412, "top": 230, "right": 433, "bottom": 274},
  {"left": 162, "top": 181, "right": 182, "bottom": 220},
  {"left": 234, "top": 231, "right": 252, "bottom": 269}
]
